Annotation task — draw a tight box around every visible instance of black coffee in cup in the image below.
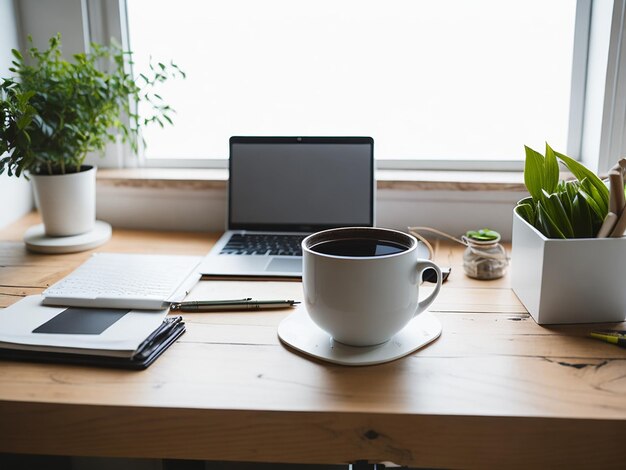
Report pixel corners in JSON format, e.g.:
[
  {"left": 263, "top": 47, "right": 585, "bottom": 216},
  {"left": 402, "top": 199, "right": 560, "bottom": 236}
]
[{"left": 310, "top": 238, "right": 408, "bottom": 257}]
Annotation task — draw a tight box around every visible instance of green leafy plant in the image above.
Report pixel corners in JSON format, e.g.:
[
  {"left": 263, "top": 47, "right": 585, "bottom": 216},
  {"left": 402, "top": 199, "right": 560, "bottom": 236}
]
[
  {"left": 0, "top": 34, "right": 184, "bottom": 176},
  {"left": 516, "top": 143, "right": 609, "bottom": 238}
]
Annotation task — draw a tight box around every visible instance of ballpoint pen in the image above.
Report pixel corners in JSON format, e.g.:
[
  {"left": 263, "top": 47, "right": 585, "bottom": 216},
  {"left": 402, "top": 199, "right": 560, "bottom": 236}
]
[
  {"left": 589, "top": 330, "right": 626, "bottom": 348},
  {"left": 170, "top": 298, "right": 300, "bottom": 312}
]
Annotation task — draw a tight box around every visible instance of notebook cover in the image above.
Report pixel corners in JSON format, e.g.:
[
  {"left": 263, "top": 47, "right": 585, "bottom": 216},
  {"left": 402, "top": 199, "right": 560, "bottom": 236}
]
[{"left": 0, "top": 318, "right": 186, "bottom": 370}]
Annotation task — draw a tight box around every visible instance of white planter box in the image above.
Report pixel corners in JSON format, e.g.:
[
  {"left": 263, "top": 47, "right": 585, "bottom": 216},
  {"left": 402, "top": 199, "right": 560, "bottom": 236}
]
[{"left": 511, "top": 209, "right": 626, "bottom": 324}]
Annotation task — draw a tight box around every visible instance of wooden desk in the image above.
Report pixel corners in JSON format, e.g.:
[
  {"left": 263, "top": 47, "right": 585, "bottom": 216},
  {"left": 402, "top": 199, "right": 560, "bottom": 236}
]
[{"left": 1, "top": 214, "right": 625, "bottom": 469}]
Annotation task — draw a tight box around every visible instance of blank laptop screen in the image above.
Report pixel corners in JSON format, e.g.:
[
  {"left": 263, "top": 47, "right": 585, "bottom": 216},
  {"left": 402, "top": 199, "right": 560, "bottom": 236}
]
[{"left": 229, "top": 137, "right": 374, "bottom": 231}]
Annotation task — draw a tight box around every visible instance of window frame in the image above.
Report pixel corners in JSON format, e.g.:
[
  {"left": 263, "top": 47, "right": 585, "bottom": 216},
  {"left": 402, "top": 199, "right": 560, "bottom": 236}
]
[{"left": 16, "top": 0, "right": 626, "bottom": 174}]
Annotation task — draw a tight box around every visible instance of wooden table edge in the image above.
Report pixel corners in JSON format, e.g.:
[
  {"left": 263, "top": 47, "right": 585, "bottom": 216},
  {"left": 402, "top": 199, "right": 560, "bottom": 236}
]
[{"left": 1, "top": 400, "right": 625, "bottom": 468}]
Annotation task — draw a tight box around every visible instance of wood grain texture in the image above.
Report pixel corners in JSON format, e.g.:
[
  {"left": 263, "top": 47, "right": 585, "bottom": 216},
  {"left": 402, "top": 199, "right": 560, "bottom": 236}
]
[
  {"left": 1, "top": 402, "right": 625, "bottom": 469},
  {"left": 97, "top": 168, "right": 228, "bottom": 190},
  {"left": 96, "top": 168, "right": 530, "bottom": 192},
  {"left": 0, "top": 214, "right": 625, "bottom": 468}
]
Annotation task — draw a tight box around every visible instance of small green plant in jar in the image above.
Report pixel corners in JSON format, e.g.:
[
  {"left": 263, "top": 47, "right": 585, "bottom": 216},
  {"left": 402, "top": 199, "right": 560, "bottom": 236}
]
[{"left": 463, "top": 228, "right": 508, "bottom": 280}]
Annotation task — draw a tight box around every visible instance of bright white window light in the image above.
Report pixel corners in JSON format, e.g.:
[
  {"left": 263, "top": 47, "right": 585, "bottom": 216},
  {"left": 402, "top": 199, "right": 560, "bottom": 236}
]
[{"left": 126, "top": 0, "right": 577, "bottom": 161}]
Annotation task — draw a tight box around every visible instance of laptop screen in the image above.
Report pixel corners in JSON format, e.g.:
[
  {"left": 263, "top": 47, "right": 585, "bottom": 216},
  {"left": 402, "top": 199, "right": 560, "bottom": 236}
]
[{"left": 229, "top": 137, "right": 374, "bottom": 232}]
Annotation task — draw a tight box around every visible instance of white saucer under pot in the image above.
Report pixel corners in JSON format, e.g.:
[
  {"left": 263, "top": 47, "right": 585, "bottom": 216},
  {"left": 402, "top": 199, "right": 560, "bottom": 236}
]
[
  {"left": 277, "top": 307, "right": 442, "bottom": 366},
  {"left": 24, "top": 221, "right": 112, "bottom": 254}
]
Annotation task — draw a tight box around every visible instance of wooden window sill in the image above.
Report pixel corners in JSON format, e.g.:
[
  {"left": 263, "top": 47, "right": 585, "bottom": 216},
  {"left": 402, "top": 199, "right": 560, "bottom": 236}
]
[{"left": 97, "top": 168, "right": 527, "bottom": 192}]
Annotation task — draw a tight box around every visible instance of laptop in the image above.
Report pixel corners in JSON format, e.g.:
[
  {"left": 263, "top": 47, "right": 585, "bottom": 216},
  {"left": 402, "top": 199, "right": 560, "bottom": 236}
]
[{"left": 199, "top": 136, "right": 375, "bottom": 278}]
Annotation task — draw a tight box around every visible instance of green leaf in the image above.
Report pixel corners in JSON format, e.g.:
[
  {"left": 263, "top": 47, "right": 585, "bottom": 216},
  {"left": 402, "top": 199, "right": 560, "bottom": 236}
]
[
  {"left": 563, "top": 180, "right": 579, "bottom": 200},
  {"left": 579, "top": 177, "right": 607, "bottom": 219},
  {"left": 537, "top": 201, "right": 566, "bottom": 238},
  {"left": 558, "top": 189, "right": 573, "bottom": 220},
  {"left": 541, "top": 191, "right": 574, "bottom": 238},
  {"left": 571, "top": 193, "right": 593, "bottom": 238},
  {"left": 524, "top": 145, "right": 545, "bottom": 200},
  {"left": 17, "top": 90, "right": 35, "bottom": 107},
  {"left": 554, "top": 147, "right": 609, "bottom": 213},
  {"left": 11, "top": 49, "right": 22, "bottom": 61},
  {"left": 16, "top": 114, "right": 33, "bottom": 130},
  {"left": 516, "top": 203, "right": 536, "bottom": 225},
  {"left": 543, "top": 142, "right": 559, "bottom": 194}
]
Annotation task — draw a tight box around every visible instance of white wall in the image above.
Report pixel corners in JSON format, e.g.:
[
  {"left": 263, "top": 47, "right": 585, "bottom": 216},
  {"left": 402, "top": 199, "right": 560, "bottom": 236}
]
[
  {"left": 17, "top": 0, "right": 86, "bottom": 54},
  {"left": 0, "top": 0, "right": 32, "bottom": 229},
  {"left": 96, "top": 184, "right": 525, "bottom": 240}
]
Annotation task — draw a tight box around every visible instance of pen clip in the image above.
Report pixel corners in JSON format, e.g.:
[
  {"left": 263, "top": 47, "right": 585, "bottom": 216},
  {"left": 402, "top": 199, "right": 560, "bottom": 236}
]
[{"left": 197, "top": 298, "right": 253, "bottom": 305}]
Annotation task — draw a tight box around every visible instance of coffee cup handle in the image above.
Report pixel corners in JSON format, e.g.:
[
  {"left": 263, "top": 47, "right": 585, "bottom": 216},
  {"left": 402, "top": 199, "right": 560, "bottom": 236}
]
[{"left": 415, "top": 260, "right": 443, "bottom": 316}]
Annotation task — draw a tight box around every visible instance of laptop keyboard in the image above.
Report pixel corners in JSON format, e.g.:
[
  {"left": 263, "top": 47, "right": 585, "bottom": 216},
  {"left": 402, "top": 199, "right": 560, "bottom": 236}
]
[{"left": 220, "top": 234, "right": 307, "bottom": 256}]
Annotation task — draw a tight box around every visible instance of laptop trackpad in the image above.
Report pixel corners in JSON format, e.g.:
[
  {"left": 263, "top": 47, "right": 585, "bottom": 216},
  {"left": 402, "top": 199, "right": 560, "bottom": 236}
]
[{"left": 266, "top": 258, "right": 302, "bottom": 273}]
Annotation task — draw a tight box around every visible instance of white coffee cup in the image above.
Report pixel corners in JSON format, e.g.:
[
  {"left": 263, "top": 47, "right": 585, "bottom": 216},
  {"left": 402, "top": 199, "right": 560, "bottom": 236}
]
[{"left": 302, "top": 227, "right": 443, "bottom": 347}]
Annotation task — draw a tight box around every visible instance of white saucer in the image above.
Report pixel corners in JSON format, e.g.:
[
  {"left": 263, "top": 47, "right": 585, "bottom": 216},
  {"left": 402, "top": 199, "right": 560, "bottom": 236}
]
[
  {"left": 24, "top": 221, "right": 112, "bottom": 254},
  {"left": 277, "top": 307, "right": 442, "bottom": 366}
]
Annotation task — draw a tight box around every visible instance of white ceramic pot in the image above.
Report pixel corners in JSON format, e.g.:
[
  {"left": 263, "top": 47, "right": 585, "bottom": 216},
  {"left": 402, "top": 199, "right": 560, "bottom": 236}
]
[
  {"left": 31, "top": 165, "right": 96, "bottom": 237},
  {"left": 511, "top": 208, "right": 626, "bottom": 324}
]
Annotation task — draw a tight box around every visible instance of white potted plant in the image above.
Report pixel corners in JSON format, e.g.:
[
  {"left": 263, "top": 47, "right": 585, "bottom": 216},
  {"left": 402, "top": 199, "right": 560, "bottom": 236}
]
[
  {"left": 0, "top": 35, "right": 182, "bottom": 246},
  {"left": 511, "top": 144, "right": 626, "bottom": 324}
]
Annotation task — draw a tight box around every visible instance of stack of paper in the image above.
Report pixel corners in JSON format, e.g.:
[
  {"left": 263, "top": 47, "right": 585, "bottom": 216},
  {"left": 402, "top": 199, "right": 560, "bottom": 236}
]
[{"left": 0, "top": 296, "right": 185, "bottom": 369}]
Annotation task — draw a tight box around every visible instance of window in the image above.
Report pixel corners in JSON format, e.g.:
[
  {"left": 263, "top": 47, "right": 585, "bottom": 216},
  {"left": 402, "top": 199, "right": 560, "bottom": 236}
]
[{"left": 125, "top": 0, "right": 581, "bottom": 167}]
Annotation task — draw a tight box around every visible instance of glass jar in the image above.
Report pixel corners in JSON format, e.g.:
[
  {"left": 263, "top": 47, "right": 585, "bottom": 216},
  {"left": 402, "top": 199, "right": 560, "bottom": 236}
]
[{"left": 462, "top": 235, "right": 509, "bottom": 280}]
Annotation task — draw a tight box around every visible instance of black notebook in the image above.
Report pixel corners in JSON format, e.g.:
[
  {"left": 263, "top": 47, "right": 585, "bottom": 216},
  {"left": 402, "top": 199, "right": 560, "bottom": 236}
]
[
  {"left": 0, "top": 317, "right": 185, "bottom": 370},
  {"left": 0, "top": 296, "right": 185, "bottom": 370}
]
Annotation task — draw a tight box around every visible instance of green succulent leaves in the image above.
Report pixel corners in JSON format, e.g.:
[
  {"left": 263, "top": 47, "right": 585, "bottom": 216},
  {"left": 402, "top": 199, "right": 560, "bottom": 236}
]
[
  {"left": 466, "top": 228, "right": 500, "bottom": 241},
  {"left": 517, "top": 143, "right": 609, "bottom": 238}
]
